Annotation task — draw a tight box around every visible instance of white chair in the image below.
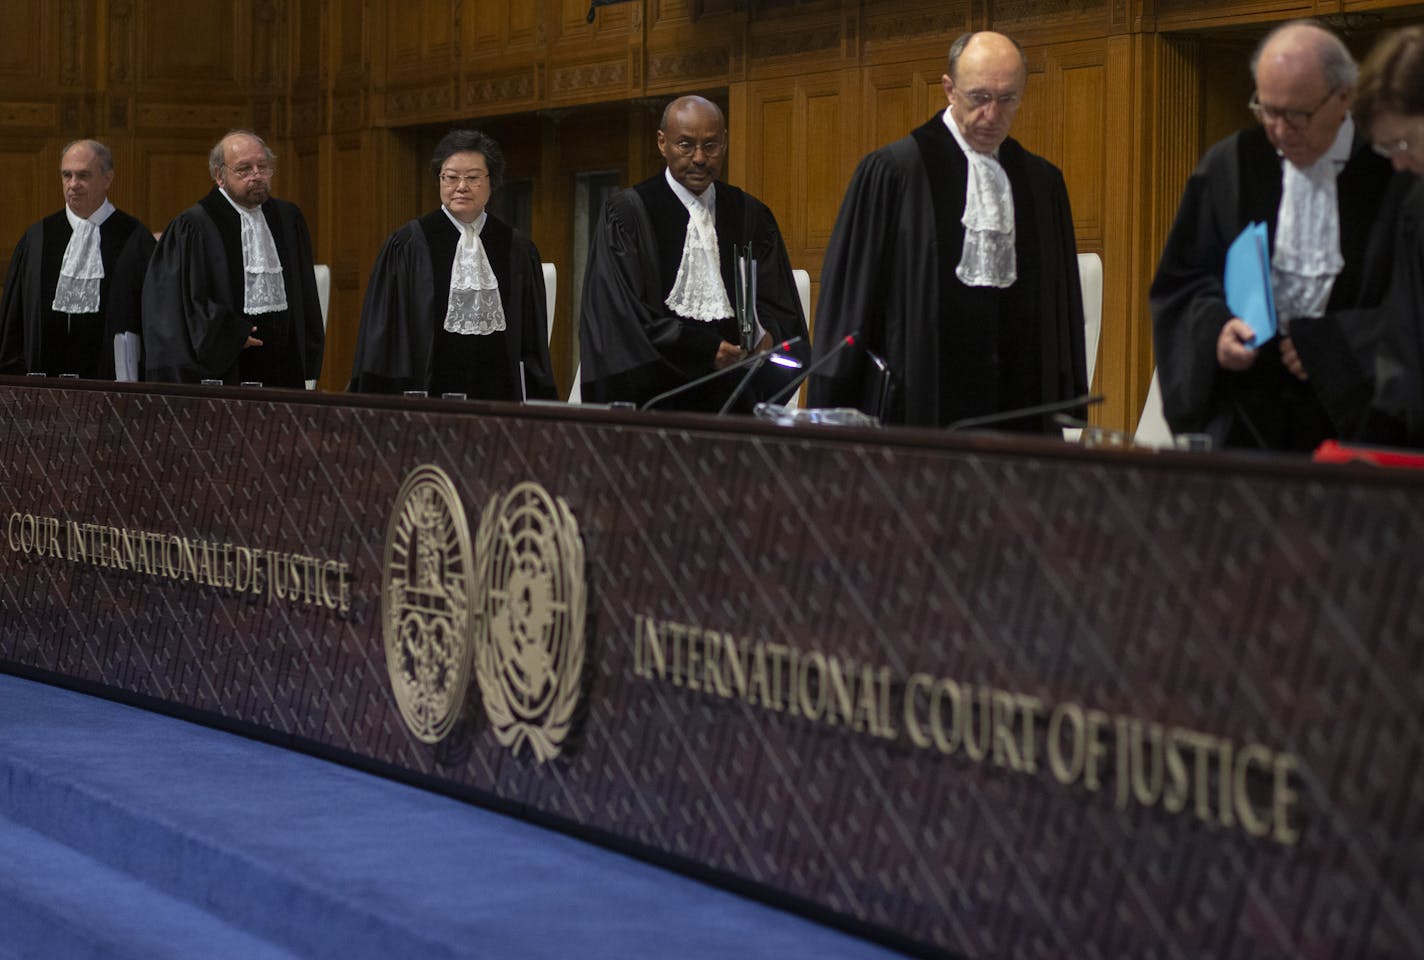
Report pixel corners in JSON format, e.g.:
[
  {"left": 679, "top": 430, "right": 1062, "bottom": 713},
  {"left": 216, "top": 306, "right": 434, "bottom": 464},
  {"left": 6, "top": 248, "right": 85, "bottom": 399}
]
[
  {"left": 541, "top": 263, "right": 556, "bottom": 345},
  {"left": 1062, "top": 253, "right": 1103, "bottom": 439},
  {"left": 1133, "top": 368, "right": 1174, "bottom": 448},
  {"left": 788, "top": 268, "right": 811, "bottom": 410},
  {"left": 1077, "top": 253, "right": 1102, "bottom": 388},
  {"left": 307, "top": 264, "right": 332, "bottom": 390},
  {"left": 567, "top": 362, "right": 581, "bottom": 403}
]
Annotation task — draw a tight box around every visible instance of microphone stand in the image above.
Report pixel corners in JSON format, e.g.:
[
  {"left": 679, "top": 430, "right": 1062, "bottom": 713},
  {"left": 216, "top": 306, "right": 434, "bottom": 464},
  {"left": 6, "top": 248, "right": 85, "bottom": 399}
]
[
  {"left": 766, "top": 332, "right": 859, "bottom": 407},
  {"left": 946, "top": 394, "right": 1105, "bottom": 432},
  {"left": 641, "top": 336, "right": 804, "bottom": 412}
]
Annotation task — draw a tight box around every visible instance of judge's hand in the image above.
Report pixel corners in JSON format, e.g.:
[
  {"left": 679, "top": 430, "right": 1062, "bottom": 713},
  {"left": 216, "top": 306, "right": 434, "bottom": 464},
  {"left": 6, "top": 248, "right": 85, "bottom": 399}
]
[
  {"left": 1279, "top": 336, "right": 1308, "bottom": 381},
  {"left": 714, "top": 341, "right": 746, "bottom": 370},
  {"left": 243, "top": 325, "right": 263, "bottom": 350},
  {"left": 755, "top": 332, "right": 773, "bottom": 353},
  {"left": 1216, "top": 318, "right": 1258, "bottom": 371}
]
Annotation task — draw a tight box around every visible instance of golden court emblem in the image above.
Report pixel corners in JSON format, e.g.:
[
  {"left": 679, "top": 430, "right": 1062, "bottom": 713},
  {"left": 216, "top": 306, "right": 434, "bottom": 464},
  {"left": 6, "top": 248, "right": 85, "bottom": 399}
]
[
  {"left": 381, "top": 465, "right": 476, "bottom": 744},
  {"left": 473, "top": 481, "right": 586, "bottom": 763}
]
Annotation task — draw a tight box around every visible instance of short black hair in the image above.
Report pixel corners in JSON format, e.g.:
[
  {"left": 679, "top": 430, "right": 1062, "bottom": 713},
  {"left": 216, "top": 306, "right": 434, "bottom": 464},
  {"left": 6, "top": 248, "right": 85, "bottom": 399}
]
[{"left": 431, "top": 130, "right": 505, "bottom": 191}]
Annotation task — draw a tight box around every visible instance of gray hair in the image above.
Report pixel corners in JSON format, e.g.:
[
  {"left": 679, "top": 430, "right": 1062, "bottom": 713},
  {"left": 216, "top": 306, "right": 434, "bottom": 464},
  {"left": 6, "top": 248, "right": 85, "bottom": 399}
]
[
  {"left": 1250, "top": 20, "right": 1359, "bottom": 91},
  {"left": 61, "top": 139, "right": 113, "bottom": 173},
  {"left": 208, "top": 130, "right": 277, "bottom": 179}
]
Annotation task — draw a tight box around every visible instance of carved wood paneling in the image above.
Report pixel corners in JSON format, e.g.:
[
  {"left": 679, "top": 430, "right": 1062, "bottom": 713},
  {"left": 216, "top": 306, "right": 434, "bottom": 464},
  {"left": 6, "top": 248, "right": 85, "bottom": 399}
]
[
  {"left": 0, "top": 143, "right": 54, "bottom": 274},
  {"left": 138, "top": 144, "right": 220, "bottom": 229},
  {"left": 139, "top": 0, "right": 240, "bottom": 85}
]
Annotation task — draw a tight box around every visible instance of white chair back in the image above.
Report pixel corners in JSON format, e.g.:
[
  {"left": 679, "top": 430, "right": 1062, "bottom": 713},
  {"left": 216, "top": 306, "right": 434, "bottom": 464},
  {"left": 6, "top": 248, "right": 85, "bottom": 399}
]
[
  {"left": 542, "top": 263, "right": 556, "bottom": 345},
  {"left": 1076, "top": 253, "right": 1102, "bottom": 387},
  {"left": 1134, "top": 368, "right": 1174, "bottom": 448},
  {"left": 308, "top": 264, "right": 332, "bottom": 389}
]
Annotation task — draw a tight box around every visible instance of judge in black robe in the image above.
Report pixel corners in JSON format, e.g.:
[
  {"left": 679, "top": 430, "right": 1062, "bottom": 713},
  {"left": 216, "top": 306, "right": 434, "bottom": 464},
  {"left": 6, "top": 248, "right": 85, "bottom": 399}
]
[
  {"left": 1150, "top": 24, "right": 1407, "bottom": 452},
  {"left": 1151, "top": 128, "right": 1402, "bottom": 450},
  {"left": 0, "top": 140, "right": 155, "bottom": 380},
  {"left": 1354, "top": 28, "right": 1424, "bottom": 446},
  {"left": 142, "top": 132, "right": 323, "bottom": 388},
  {"left": 808, "top": 33, "right": 1086, "bottom": 431},
  {"left": 579, "top": 96, "right": 809, "bottom": 412},
  {"left": 349, "top": 130, "right": 556, "bottom": 401}
]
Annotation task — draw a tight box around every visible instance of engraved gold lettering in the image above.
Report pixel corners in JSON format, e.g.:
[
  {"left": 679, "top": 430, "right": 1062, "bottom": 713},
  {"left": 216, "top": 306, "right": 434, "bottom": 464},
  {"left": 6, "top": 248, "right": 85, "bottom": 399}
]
[
  {"left": 904, "top": 673, "right": 932, "bottom": 749},
  {"left": 1272, "top": 753, "right": 1301, "bottom": 845},
  {"left": 1081, "top": 709, "right": 1110, "bottom": 791},
  {"left": 685, "top": 626, "right": 703, "bottom": 692},
  {"left": 748, "top": 643, "right": 772, "bottom": 709},
  {"left": 992, "top": 689, "right": 1021, "bottom": 770},
  {"left": 964, "top": 685, "right": 990, "bottom": 762},
  {"left": 798, "top": 651, "right": 826, "bottom": 721},
  {"left": 1232, "top": 743, "right": 1273, "bottom": 837},
  {"left": 930, "top": 677, "right": 962, "bottom": 755},
  {"left": 722, "top": 633, "right": 747, "bottom": 701},
  {"left": 1048, "top": 702, "right": 1085, "bottom": 784},
  {"left": 826, "top": 657, "right": 854, "bottom": 728}
]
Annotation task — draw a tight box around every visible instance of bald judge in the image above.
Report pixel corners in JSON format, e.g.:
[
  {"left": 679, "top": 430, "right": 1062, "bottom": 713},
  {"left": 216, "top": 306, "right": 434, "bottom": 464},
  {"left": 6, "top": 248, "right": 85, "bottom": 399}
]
[
  {"left": 578, "top": 95, "right": 810, "bottom": 411},
  {"left": 0, "top": 139, "right": 155, "bottom": 380},
  {"left": 142, "top": 130, "right": 324, "bottom": 387},
  {"left": 809, "top": 32, "right": 1087, "bottom": 430}
]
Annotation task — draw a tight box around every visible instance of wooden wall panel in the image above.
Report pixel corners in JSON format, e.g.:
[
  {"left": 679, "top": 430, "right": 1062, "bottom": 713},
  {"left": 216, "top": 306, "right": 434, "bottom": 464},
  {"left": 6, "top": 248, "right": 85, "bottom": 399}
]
[
  {"left": 0, "top": 1, "right": 50, "bottom": 91},
  {"left": 139, "top": 1, "right": 240, "bottom": 86},
  {"left": 139, "top": 146, "right": 218, "bottom": 230},
  {"left": 0, "top": 144, "right": 52, "bottom": 271}
]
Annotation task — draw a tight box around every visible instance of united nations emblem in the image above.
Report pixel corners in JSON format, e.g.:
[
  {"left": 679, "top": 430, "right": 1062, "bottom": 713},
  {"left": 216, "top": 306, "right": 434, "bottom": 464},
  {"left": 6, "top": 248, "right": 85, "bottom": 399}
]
[
  {"left": 381, "top": 465, "right": 476, "bottom": 744},
  {"left": 473, "top": 482, "right": 586, "bottom": 763}
]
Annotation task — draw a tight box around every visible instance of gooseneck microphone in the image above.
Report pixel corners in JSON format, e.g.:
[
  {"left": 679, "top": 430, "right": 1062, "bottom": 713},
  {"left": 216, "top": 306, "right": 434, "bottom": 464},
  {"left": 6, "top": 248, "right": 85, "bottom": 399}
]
[
  {"left": 766, "top": 332, "right": 860, "bottom": 406},
  {"left": 945, "top": 394, "right": 1105, "bottom": 432},
  {"left": 641, "top": 336, "right": 804, "bottom": 411}
]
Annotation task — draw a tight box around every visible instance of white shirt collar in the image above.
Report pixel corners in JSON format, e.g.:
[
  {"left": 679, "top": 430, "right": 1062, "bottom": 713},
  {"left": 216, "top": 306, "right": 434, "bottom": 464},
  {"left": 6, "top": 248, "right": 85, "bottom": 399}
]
[
  {"left": 665, "top": 167, "right": 716, "bottom": 213},
  {"left": 442, "top": 206, "right": 487, "bottom": 235}
]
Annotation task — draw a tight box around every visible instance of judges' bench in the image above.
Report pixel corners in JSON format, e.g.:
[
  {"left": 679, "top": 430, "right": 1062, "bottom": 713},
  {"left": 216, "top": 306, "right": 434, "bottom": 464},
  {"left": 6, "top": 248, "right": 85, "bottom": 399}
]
[{"left": 0, "top": 378, "right": 1420, "bottom": 958}]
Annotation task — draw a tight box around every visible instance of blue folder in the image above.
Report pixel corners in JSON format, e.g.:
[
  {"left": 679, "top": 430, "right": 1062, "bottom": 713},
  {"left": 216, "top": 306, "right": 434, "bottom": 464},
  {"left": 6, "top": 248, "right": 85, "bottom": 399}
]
[{"left": 1224, "top": 221, "right": 1277, "bottom": 346}]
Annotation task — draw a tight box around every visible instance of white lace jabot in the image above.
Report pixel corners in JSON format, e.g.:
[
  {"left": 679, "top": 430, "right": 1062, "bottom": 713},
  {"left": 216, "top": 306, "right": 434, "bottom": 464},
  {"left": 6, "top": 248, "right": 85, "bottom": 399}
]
[
  {"left": 219, "top": 188, "right": 288, "bottom": 315},
  {"left": 1272, "top": 114, "right": 1354, "bottom": 329},
  {"left": 52, "top": 199, "right": 115, "bottom": 314},
  {"left": 944, "top": 108, "right": 1016, "bottom": 289},
  {"left": 441, "top": 207, "right": 506, "bottom": 336},
  {"left": 663, "top": 168, "right": 734, "bottom": 321}
]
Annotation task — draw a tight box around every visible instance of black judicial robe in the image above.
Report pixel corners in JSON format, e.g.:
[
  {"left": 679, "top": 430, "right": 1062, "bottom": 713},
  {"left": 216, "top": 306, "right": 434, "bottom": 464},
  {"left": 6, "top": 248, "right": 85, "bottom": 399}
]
[
  {"left": 1150, "top": 126, "right": 1405, "bottom": 451},
  {"left": 1371, "top": 180, "right": 1424, "bottom": 446},
  {"left": 578, "top": 174, "right": 810, "bottom": 411},
  {"left": 807, "top": 116, "right": 1087, "bottom": 430},
  {"left": 142, "top": 188, "right": 324, "bottom": 387},
  {"left": 348, "top": 211, "right": 557, "bottom": 401},
  {"left": 0, "top": 209, "right": 155, "bottom": 379}
]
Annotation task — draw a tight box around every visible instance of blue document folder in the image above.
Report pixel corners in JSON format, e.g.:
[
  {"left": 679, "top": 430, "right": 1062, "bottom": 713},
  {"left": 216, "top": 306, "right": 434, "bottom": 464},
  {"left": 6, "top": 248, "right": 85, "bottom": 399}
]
[{"left": 1224, "top": 221, "right": 1277, "bottom": 346}]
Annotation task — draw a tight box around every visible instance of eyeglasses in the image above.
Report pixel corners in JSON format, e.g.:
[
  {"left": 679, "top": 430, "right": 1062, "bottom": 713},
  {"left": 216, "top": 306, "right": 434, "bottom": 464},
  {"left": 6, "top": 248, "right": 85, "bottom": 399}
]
[
  {"left": 667, "top": 138, "right": 725, "bottom": 158},
  {"left": 226, "top": 162, "right": 273, "bottom": 179},
  {"left": 1248, "top": 88, "right": 1339, "bottom": 129},
  {"left": 439, "top": 172, "right": 489, "bottom": 187},
  {"left": 1372, "top": 136, "right": 1417, "bottom": 159},
  {"left": 960, "top": 89, "right": 1021, "bottom": 111}
]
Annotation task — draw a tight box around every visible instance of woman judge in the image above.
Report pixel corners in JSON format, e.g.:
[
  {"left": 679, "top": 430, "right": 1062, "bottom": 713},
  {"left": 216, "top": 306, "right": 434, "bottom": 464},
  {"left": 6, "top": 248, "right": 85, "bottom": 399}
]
[
  {"left": 1354, "top": 28, "right": 1424, "bottom": 444},
  {"left": 349, "top": 130, "right": 557, "bottom": 400}
]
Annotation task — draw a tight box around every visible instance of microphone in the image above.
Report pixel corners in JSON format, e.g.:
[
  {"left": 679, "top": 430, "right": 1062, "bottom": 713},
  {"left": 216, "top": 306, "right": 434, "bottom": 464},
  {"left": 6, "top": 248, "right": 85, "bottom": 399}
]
[
  {"left": 766, "top": 331, "right": 860, "bottom": 406},
  {"left": 717, "top": 340, "right": 802, "bottom": 416},
  {"left": 946, "top": 393, "right": 1105, "bottom": 432},
  {"left": 641, "top": 336, "right": 804, "bottom": 411}
]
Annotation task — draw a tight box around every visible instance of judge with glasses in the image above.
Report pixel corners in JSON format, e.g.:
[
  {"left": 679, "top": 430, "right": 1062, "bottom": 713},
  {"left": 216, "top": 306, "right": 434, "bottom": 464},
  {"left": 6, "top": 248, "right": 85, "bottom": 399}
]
[
  {"left": 349, "top": 129, "right": 557, "bottom": 401},
  {"left": 1151, "top": 20, "right": 1411, "bottom": 451}
]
